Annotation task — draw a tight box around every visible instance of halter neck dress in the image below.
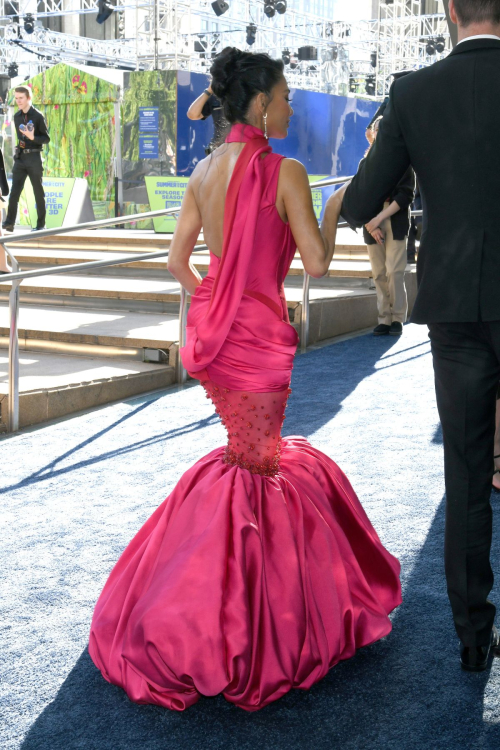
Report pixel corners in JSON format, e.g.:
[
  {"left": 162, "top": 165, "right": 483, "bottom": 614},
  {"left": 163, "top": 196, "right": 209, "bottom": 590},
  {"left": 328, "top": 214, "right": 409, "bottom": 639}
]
[{"left": 89, "top": 124, "right": 402, "bottom": 711}]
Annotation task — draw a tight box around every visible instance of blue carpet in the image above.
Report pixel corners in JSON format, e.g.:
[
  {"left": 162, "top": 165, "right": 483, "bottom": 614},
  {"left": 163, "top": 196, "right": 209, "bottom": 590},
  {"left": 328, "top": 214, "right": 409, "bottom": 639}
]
[{"left": 2, "top": 323, "right": 500, "bottom": 749}]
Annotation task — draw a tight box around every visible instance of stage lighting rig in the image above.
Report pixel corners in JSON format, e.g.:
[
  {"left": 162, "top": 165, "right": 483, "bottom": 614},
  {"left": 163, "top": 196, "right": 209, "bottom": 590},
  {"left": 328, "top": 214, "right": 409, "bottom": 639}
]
[
  {"left": 211, "top": 0, "right": 229, "bottom": 16},
  {"left": 370, "top": 51, "right": 377, "bottom": 68},
  {"left": 276, "top": 0, "right": 287, "bottom": 14},
  {"left": 96, "top": 0, "right": 114, "bottom": 24},
  {"left": 282, "top": 48, "right": 291, "bottom": 65},
  {"left": 426, "top": 39, "right": 436, "bottom": 55},
  {"left": 264, "top": 1, "right": 275, "bottom": 18},
  {"left": 8, "top": 62, "right": 18, "bottom": 78},
  {"left": 435, "top": 36, "right": 445, "bottom": 53},
  {"left": 23, "top": 13, "right": 35, "bottom": 34},
  {"left": 246, "top": 24, "right": 257, "bottom": 46},
  {"left": 365, "top": 75, "right": 375, "bottom": 96}
]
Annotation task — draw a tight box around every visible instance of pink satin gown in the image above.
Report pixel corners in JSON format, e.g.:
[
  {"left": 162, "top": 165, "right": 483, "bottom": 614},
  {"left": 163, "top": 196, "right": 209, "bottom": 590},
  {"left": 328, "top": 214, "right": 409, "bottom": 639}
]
[{"left": 89, "top": 124, "right": 402, "bottom": 712}]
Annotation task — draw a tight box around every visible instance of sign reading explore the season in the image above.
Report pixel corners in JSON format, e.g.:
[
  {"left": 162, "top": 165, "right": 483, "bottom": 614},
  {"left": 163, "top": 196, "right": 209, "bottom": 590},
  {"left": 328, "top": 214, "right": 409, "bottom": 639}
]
[{"left": 145, "top": 176, "right": 189, "bottom": 233}]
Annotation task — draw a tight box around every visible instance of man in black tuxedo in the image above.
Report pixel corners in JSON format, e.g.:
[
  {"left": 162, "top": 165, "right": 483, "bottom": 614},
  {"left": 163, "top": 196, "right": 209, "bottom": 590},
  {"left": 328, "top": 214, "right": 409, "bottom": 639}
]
[{"left": 341, "top": 0, "right": 500, "bottom": 672}]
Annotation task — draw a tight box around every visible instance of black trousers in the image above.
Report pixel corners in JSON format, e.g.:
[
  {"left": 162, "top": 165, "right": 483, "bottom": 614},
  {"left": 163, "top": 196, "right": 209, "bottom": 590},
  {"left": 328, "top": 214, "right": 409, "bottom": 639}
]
[
  {"left": 6, "top": 152, "right": 46, "bottom": 228},
  {"left": 429, "top": 321, "right": 500, "bottom": 646}
]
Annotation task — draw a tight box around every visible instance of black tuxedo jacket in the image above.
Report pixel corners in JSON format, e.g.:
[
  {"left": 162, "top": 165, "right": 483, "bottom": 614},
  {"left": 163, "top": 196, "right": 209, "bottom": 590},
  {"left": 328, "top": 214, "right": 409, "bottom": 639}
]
[{"left": 341, "top": 38, "right": 500, "bottom": 324}]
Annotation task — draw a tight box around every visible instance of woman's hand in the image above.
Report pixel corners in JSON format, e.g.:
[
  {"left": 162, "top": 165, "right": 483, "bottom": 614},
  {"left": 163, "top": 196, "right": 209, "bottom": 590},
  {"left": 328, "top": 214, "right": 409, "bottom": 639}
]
[
  {"left": 365, "top": 215, "right": 381, "bottom": 235},
  {"left": 370, "top": 227, "right": 384, "bottom": 245}
]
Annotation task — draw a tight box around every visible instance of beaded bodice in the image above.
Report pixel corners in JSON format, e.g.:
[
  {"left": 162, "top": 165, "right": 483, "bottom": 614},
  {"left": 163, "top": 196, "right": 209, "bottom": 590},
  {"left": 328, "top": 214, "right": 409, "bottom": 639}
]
[{"left": 202, "top": 379, "right": 291, "bottom": 476}]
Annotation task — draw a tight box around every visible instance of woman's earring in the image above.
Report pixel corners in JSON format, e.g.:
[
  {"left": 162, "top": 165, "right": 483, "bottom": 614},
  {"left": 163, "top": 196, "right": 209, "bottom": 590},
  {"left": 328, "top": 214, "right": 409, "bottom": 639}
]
[{"left": 263, "top": 112, "right": 268, "bottom": 140}]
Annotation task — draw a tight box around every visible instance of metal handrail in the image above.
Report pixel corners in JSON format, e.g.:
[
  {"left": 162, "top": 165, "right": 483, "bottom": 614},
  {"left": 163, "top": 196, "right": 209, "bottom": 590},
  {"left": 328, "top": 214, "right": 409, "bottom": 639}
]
[
  {"left": 1, "top": 205, "right": 187, "bottom": 433},
  {"left": 2, "top": 179, "right": 423, "bottom": 433}
]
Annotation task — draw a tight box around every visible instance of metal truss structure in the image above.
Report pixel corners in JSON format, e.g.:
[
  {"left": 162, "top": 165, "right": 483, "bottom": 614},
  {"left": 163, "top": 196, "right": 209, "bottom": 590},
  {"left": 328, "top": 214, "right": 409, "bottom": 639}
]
[{"left": 0, "top": 0, "right": 452, "bottom": 98}]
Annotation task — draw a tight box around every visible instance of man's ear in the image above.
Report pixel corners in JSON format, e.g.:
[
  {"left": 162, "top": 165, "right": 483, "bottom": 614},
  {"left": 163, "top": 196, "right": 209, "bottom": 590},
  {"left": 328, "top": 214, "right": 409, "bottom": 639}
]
[{"left": 448, "top": 0, "right": 458, "bottom": 25}]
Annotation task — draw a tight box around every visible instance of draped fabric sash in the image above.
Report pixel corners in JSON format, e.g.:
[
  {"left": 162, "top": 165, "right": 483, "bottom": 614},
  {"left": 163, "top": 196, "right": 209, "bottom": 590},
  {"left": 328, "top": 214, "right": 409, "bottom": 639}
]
[{"left": 181, "top": 124, "right": 271, "bottom": 374}]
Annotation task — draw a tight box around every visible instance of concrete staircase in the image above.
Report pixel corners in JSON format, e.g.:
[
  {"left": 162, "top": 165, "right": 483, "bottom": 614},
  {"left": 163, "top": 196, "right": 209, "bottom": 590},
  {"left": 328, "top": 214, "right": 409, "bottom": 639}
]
[{"left": 0, "top": 228, "right": 417, "bottom": 431}]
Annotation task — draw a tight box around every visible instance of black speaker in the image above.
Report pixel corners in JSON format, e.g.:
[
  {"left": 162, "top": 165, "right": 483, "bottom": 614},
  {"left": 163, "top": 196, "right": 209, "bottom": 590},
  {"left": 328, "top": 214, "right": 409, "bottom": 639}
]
[
  {"left": 298, "top": 46, "right": 317, "bottom": 61},
  {"left": 211, "top": 0, "right": 229, "bottom": 16}
]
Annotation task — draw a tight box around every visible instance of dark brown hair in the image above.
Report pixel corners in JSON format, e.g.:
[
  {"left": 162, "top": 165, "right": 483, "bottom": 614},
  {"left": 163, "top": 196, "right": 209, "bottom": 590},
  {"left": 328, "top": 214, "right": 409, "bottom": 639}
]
[
  {"left": 210, "top": 47, "right": 284, "bottom": 124},
  {"left": 14, "top": 85, "right": 32, "bottom": 98},
  {"left": 454, "top": 0, "right": 500, "bottom": 25}
]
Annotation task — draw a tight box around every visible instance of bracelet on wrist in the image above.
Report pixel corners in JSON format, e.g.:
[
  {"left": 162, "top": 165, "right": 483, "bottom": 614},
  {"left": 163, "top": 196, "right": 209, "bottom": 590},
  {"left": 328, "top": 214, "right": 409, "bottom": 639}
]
[{"left": 203, "top": 89, "right": 212, "bottom": 97}]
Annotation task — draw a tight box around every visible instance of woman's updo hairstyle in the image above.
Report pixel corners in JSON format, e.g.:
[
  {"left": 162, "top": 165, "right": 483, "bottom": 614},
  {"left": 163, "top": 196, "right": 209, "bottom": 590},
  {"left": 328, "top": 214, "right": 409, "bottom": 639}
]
[{"left": 210, "top": 47, "right": 284, "bottom": 124}]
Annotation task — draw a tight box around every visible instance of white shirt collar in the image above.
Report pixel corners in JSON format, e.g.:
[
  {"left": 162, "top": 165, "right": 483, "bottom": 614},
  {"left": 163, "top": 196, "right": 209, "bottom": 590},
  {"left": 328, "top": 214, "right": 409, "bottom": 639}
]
[{"left": 456, "top": 34, "right": 500, "bottom": 45}]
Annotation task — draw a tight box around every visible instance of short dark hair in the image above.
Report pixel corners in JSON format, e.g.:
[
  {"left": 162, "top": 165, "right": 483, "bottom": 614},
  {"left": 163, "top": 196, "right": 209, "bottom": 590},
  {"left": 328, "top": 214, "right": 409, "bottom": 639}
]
[
  {"left": 14, "top": 85, "right": 32, "bottom": 98},
  {"left": 210, "top": 47, "right": 284, "bottom": 125},
  {"left": 453, "top": 0, "right": 500, "bottom": 26}
]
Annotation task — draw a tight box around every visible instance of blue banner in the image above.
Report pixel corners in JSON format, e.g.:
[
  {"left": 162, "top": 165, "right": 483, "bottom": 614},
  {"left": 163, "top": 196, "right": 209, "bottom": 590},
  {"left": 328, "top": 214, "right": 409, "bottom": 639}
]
[{"left": 139, "top": 135, "right": 159, "bottom": 159}]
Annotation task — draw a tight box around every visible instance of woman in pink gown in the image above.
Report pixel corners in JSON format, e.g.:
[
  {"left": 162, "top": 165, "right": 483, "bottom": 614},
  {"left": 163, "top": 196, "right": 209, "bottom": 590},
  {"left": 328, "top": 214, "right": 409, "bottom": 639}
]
[{"left": 89, "top": 48, "right": 402, "bottom": 712}]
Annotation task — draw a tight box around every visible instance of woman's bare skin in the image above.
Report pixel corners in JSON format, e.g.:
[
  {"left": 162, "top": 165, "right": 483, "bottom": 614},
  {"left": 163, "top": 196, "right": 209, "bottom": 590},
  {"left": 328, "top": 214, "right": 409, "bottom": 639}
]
[{"left": 168, "top": 76, "right": 345, "bottom": 295}]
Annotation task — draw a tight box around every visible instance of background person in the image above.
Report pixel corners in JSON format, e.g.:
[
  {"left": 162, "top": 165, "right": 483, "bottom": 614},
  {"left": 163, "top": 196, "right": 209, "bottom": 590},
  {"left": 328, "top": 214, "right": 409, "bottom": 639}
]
[
  {"left": 362, "top": 116, "right": 415, "bottom": 337},
  {"left": 187, "top": 81, "right": 229, "bottom": 153},
  {"left": 3, "top": 85, "right": 50, "bottom": 233}
]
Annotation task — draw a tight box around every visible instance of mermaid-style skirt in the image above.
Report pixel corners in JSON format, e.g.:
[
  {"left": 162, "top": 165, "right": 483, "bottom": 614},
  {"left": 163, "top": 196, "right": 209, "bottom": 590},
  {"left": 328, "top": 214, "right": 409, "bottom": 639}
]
[{"left": 88, "top": 381, "right": 401, "bottom": 711}]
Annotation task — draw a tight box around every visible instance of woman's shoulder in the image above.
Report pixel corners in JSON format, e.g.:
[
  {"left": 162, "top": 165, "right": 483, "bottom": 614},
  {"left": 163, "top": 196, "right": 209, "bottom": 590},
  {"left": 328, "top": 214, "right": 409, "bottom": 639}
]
[{"left": 277, "top": 157, "right": 308, "bottom": 181}]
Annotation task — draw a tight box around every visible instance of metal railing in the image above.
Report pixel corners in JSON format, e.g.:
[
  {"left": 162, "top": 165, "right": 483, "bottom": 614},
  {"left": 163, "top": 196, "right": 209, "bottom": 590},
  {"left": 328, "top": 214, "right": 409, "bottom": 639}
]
[
  {"left": 1, "top": 178, "right": 422, "bottom": 433},
  {"left": 0, "top": 206, "right": 197, "bottom": 433}
]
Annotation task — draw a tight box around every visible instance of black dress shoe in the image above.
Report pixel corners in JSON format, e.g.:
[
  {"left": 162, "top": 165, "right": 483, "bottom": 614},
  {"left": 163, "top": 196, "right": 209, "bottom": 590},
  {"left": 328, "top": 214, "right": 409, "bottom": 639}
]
[
  {"left": 2, "top": 222, "right": 14, "bottom": 232},
  {"left": 389, "top": 322, "right": 403, "bottom": 336},
  {"left": 31, "top": 226, "right": 45, "bottom": 232},
  {"left": 461, "top": 625, "right": 500, "bottom": 672},
  {"left": 373, "top": 324, "right": 391, "bottom": 336}
]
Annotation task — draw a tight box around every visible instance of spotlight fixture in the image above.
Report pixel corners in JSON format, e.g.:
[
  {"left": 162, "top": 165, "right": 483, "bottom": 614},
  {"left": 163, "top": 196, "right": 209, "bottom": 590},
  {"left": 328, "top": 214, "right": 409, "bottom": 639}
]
[
  {"left": 349, "top": 76, "right": 357, "bottom": 93},
  {"left": 365, "top": 75, "right": 376, "bottom": 96},
  {"left": 23, "top": 12, "right": 35, "bottom": 34},
  {"left": 8, "top": 62, "right": 18, "bottom": 78},
  {"left": 370, "top": 50, "right": 377, "bottom": 68},
  {"left": 426, "top": 40, "right": 436, "bottom": 55},
  {"left": 246, "top": 24, "right": 257, "bottom": 46},
  {"left": 211, "top": 0, "right": 229, "bottom": 16},
  {"left": 435, "top": 35, "right": 445, "bottom": 53},
  {"left": 264, "top": 0, "right": 275, "bottom": 18},
  {"left": 281, "top": 48, "right": 291, "bottom": 65},
  {"left": 96, "top": 0, "right": 114, "bottom": 24},
  {"left": 275, "top": 0, "right": 287, "bottom": 13}
]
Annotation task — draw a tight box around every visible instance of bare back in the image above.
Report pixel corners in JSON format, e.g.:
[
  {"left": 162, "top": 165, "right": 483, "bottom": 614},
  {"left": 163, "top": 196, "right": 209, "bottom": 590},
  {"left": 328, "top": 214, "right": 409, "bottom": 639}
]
[{"left": 190, "top": 143, "right": 246, "bottom": 257}]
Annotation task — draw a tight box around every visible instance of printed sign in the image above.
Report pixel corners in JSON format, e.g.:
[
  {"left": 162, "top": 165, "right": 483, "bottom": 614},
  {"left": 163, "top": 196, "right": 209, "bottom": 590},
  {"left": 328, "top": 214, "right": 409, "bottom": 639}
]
[
  {"left": 139, "top": 135, "right": 159, "bottom": 159},
  {"left": 19, "top": 177, "right": 76, "bottom": 229},
  {"left": 308, "top": 175, "right": 344, "bottom": 221},
  {"left": 139, "top": 107, "right": 159, "bottom": 132},
  {"left": 145, "top": 176, "right": 189, "bottom": 233}
]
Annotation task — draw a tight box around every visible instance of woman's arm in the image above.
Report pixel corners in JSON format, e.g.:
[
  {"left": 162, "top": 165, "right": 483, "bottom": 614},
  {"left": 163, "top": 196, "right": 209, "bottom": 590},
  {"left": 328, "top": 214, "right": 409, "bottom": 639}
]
[
  {"left": 187, "top": 87, "right": 213, "bottom": 121},
  {"left": 280, "top": 159, "right": 346, "bottom": 278},
  {"left": 167, "top": 181, "right": 204, "bottom": 296}
]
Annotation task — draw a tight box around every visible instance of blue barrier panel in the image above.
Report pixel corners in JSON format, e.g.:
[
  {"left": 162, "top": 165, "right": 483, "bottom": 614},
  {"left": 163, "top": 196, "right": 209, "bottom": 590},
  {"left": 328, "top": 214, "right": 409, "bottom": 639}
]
[{"left": 176, "top": 70, "right": 378, "bottom": 178}]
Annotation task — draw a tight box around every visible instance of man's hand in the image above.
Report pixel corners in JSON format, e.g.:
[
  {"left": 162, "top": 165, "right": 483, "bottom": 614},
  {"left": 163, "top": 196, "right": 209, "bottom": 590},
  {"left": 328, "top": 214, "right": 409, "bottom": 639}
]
[
  {"left": 370, "top": 227, "right": 385, "bottom": 245},
  {"left": 24, "top": 128, "right": 35, "bottom": 141}
]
